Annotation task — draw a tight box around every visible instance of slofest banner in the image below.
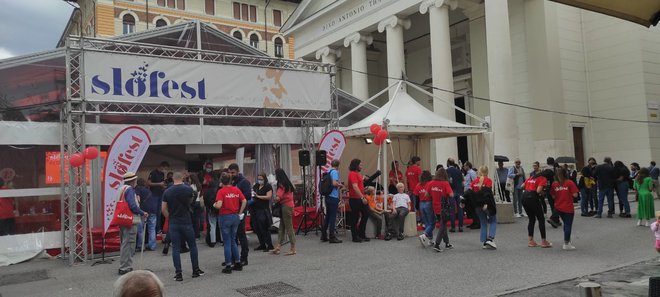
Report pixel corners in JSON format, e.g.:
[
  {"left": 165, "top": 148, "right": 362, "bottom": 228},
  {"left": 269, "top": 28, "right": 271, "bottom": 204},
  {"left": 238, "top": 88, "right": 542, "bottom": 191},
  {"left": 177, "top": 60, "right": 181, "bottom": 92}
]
[
  {"left": 102, "top": 126, "right": 151, "bottom": 234},
  {"left": 315, "top": 130, "right": 346, "bottom": 209},
  {"left": 83, "top": 51, "right": 331, "bottom": 112}
]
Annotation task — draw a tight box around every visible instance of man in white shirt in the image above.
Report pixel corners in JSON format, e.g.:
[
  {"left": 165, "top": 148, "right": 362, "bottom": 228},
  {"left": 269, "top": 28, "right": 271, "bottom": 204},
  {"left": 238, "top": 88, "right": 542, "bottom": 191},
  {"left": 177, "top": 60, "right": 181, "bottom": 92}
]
[{"left": 385, "top": 183, "right": 410, "bottom": 241}]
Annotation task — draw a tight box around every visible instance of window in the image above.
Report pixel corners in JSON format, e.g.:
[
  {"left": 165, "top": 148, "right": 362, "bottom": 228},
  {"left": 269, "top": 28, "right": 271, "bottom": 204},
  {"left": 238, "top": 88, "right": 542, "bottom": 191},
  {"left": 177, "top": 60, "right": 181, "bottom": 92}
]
[
  {"left": 232, "top": 31, "right": 243, "bottom": 40},
  {"left": 273, "top": 10, "right": 282, "bottom": 27},
  {"left": 249, "top": 34, "right": 259, "bottom": 48},
  {"left": 155, "top": 19, "right": 167, "bottom": 27},
  {"left": 122, "top": 14, "right": 135, "bottom": 34},
  {"left": 160, "top": 0, "right": 183, "bottom": 9},
  {"left": 233, "top": 2, "right": 257, "bottom": 22},
  {"left": 274, "top": 37, "right": 283, "bottom": 58},
  {"left": 205, "top": 0, "right": 214, "bottom": 15}
]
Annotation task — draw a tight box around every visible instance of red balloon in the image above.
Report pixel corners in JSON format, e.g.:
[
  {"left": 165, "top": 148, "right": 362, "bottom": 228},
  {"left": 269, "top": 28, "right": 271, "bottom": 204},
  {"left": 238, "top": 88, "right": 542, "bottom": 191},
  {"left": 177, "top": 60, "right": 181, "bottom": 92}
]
[
  {"left": 84, "top": 147, "right": 99, "bottom": 160},
  {"left": 370, "top": 123, "right": 381, "bottom": 135},
  {"left": 373, "top": 136, "right": 384, "bottom": 145},
  {"left": 69, "top": 153, "right": 84, "bottom": 168},
  {"left": 377, "top": 129, "right": 389, "bottom": 141}
]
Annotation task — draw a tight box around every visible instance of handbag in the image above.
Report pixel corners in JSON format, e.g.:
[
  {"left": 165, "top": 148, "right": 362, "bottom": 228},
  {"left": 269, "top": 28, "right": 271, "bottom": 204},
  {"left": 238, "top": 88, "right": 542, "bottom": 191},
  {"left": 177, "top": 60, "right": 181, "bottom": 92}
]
[
  {"left": 112, "top": 186, "right": 134, "bottom": 227},
  {"left": 505, "top": 177, "right": 514, "bottom": 192},
  {"left": 271, "top": 202, "right": 282, "bottom": 218}
]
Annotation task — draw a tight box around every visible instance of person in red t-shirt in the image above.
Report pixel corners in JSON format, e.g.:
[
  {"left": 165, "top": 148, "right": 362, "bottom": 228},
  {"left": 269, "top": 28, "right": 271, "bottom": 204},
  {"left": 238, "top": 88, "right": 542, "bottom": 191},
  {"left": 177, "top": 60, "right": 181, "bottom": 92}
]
[
  {"left": 551, "top": 168, "right": 579, "bottom": 250},
  {"left": 272, "top": 168, "right": 297, "bottom": 256},
  {"left": 415, "top": 171, "right": 433, "bottom": 241},
  {"left": 522, "top": 170, "right": 552, "bottom": 248},
  {"left": 347, "top": 159, "right": 370, "bottom": 243},
  {"left": 0, "top": 179, "right": 16, "bottom": 236},
  {"left": 214, "top": 173, "right": 247, "bottom": 273},
  {"left": 469, "top": 166, "right": 497, "bottom": 249},
  {"left": 388, "top": 161, "right": 403, "bottom": 196},
  {"left": 406, "top": 156, "right": 422, "bottom": 211},
  {"left": 424, "top": 168, "right": 454, "bottom": 252}
]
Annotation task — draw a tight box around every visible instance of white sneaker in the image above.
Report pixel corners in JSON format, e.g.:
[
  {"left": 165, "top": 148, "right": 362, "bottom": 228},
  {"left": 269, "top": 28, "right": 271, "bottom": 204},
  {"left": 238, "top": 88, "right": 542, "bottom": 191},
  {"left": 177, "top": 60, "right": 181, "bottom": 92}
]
[
  {"left": 521, "top": 212, "right": 528, "bottom": 217},
  {"left": 637, "top": 220, "right": 642, "bottom": 226},
  {"left": 645, "top": 221, "right": 649, "bottom": 227},
  {"left": 428, "top": 240, "right": 435, "bottom": 247},
  {"left": 485, "top": 240, "right": 497, "bottom": 249},
  {"left": 515, "top": 213, "right": 522, "bottom": 218},
  {"left": 562, "top": 243, "right": 576, "bottom": 250},
  {"left": 418, "top": 234, "right": 428, "bottom": 247}
]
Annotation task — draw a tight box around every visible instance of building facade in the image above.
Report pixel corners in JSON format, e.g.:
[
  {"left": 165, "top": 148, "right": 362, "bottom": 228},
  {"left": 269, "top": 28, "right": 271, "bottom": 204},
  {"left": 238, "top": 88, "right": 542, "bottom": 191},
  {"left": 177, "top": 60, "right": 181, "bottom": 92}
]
[
  {"left": 59, "top": 0, "right": 300, "bottom": 59},
  {"left": 282, "top": 0, "right": 660, "bottom": 169}
]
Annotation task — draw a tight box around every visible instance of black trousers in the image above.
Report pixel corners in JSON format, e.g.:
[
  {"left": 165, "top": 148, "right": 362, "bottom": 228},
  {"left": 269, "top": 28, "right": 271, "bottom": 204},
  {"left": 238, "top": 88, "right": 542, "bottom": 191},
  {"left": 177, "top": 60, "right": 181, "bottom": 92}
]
[
  {"left": 252, "top": 208, "right": 273, "bottom": 249},
  {"left": 237, "top": 217, "right": 249, "bottom": 262},
  {"left": 522, "top": 192, "right": 546, "bottom": 239},
  {"left": 347, "top": 199, "right": 369, "bottom": 240},
  {"left": 0, "top": 218, "right": 15, "bottom": 236}
]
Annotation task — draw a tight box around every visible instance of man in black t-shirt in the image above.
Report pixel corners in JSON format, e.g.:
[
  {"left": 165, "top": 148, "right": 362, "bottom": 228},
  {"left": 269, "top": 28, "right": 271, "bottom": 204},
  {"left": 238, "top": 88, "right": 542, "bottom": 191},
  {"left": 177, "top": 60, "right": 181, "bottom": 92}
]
[
  {"left": 148, "top": 161, "right": 169, "bottom": 233},
  {"left": 593, "top": 157, "right": 616, "bottom": 218},
  {"left": 162, "top": 172, "right": 204, "bottom": 282}
]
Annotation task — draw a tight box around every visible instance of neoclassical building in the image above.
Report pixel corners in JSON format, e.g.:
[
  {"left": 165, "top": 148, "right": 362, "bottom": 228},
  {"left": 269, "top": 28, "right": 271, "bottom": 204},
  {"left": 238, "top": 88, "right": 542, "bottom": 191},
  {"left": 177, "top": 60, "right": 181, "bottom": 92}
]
[
  {"left": 283, "top": 0, "right": 660, "bottom": 169},
  {"left": 58, "top": 0, "right": 300, "bottom": 58}
]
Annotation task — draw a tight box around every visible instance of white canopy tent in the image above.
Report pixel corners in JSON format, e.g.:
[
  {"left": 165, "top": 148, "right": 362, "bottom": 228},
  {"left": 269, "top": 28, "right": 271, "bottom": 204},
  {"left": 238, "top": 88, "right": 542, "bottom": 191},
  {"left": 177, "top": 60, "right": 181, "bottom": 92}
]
[{"left": 340, "top": 81, "right": 494, "bottom": 210}]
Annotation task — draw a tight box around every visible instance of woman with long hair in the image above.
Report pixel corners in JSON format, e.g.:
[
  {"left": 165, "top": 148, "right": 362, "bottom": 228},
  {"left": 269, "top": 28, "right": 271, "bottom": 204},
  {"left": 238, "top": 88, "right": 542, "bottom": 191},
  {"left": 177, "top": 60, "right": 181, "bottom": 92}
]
[
  {"left": 424, "top": 168, "right": 454, "bottom": 252},
  {"left": 522, "top": 169, "right": 552, "bottom": 248},
  {"left": 272, "top": 168, "right": 297, "bottom": 255},
  {"left": 189, "top": 174, "right": 204, "bottom": 239},
  {"left": 252, "top": 173, "right": 274, "bottom": 251},
  {"left": 347, "top": 159, "right": 370, "bottom": 242},
  {"left": 469, "top": 166, "right": 497, "bottom": 249},
  {"left": 551, "top": 168, "right": 579, "bottom": 250},
  {"left": 416, "top": 170, "right": 434, "bottom": 245},
  {"left": 634, "top": 168, "right": 655, "bottom": 226}
]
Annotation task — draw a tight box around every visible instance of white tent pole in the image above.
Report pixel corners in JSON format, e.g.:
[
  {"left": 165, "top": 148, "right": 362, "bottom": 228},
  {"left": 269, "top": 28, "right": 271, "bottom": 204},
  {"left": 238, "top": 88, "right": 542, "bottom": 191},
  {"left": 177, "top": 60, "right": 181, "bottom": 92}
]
[
  {"left": 382, "top": 80, "right": 403, "bottom": 212},
  {"left": 405, "top": 80, "right": 486, "bottom": 124},
  {"left": 338, "top": 81, "right": 401, "bottom": 121}
]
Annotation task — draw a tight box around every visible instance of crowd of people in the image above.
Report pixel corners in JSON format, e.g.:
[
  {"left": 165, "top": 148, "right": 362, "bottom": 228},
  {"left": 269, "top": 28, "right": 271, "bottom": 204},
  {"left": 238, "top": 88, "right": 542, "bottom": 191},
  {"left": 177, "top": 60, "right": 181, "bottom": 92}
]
[{"left": 113, "top": 155, "right": 660, "bottom": 284}]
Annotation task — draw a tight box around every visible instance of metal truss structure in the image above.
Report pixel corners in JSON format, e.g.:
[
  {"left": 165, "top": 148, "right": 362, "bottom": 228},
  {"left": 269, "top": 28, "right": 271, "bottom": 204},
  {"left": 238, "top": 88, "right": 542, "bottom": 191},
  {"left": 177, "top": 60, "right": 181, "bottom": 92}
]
[{"left": 61, "top": 33, "right": 336, "bottom": 264}]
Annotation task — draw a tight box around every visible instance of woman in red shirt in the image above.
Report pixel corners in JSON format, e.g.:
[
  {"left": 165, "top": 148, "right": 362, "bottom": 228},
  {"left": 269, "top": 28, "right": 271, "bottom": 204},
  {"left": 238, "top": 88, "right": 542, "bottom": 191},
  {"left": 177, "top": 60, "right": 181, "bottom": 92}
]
[
  {"left": 469, "top": 166, "right": 497, "bottom": 249},
  {"left": 424, "top": 168, "right": 454, "bottom": 252},
  {"left": 551, "top": 168, "right": 579, "bottom": 250},
  {"left": 272, "top": 168, "right": 297, "bottom": 255},
  {"left": 522, "top": 170, "right": 552, "bottom": 248},
  {"left": 347, "top": 159, "right": 370, "bottom": 243},
  {"left": 214, "top": 173, "right": 247, "bottom": 273}
]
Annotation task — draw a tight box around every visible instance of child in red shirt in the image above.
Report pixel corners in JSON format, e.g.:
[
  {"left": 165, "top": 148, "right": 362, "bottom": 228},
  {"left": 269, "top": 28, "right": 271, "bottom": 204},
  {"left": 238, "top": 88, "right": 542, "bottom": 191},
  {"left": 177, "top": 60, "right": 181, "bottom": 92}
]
[{"left": 424, "top": 168, "right": 453, "bottom": 252}]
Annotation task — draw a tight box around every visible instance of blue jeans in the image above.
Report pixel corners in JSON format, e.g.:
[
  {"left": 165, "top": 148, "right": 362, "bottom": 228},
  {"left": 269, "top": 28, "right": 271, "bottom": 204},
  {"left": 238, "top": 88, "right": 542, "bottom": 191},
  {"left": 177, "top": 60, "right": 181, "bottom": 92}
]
[
  {"left": 322, "top": 197, "right": 339, "bottom": 237},
  {"left": 597, "top": 188, "right": 614, "bottom": 216},
  {"left": 579, "top": 187, "right": 589, "bottom": 214},
  {"left": 147, "top": 214, "right": 157, "bottom": 249},
  {"left": 475, "top": 207, "right": 496, "bottom": 243},
  {"left": 513, "top": 188, "right": 523, "bottom": 214},
  {"left": 557, "top": 211, "right": 574, "bottom": 243},
  {"left": 219, "top": 214, "right": 240, "bottom": 266},
  {"left": 136, "top": 221, "right": 144, "bottom": 250},
  {"left": 168, "top": 223, "right": 199, "bottom": 274},
  {"left": 208, "top": 211, "right": 219, "bottom": 243},
  {"left": 616, "top": 182, "right": 631, "bottom": 214},
  {"left": 449, "top": 194, "right": 464, "bottom": 229},
  {"left": 420, "top": 201, "right": 435, "bottom": 238}
]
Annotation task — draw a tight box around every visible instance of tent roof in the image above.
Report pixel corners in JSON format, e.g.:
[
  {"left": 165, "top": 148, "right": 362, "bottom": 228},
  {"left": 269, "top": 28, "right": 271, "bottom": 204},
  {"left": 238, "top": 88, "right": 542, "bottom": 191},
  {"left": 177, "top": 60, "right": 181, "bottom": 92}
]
[
  {"left": 342, "top": 90, "right": 487, "bottom": 138},
  {"left": 549, "top": 0, "right": 660, "bottom": 27}
]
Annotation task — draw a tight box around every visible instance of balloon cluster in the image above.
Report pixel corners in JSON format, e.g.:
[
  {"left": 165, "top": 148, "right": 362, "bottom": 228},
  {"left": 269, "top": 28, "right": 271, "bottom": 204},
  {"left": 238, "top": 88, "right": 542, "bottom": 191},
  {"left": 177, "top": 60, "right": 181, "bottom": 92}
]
[
  {"left": 369, "top": 123, "right": 389, "bottom": 145},
  {"left": 68, "top": 147, "right": 99, "bottom": 167}
]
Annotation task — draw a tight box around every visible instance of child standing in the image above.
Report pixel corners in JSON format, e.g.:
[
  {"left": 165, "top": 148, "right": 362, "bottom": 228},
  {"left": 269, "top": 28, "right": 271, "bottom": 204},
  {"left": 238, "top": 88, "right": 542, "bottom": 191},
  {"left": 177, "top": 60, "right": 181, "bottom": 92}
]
[
  {"left": 425, "top": 168, "right": 454, "bottom": 252},
  {"left": 651, "top": 211, "right": 660, "bottom": 257}
]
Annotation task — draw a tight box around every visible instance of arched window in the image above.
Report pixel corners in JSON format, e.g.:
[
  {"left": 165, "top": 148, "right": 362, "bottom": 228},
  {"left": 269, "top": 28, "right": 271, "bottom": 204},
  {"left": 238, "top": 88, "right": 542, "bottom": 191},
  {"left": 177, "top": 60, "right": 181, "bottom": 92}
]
[
  {"left": 274, "top": 37, "right": 283, "bottom": 58},
  {"left": 249, "top": 34, "right": 259, "bottom": 48},
  {"left": 122, "top": 14, "right": 135, "bottom": 34},
  {"left": 155, "top": 19, "right": 167, "bottom": 27},
  {"left": 232, "top": 31, "right": 243, "bottom": 40}
]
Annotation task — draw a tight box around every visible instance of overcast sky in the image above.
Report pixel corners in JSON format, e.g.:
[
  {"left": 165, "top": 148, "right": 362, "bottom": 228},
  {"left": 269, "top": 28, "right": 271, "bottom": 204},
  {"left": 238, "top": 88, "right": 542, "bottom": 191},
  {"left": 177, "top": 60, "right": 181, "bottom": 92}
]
[{"left": 0, "top": 0, "right": 74, "bottom": 59}]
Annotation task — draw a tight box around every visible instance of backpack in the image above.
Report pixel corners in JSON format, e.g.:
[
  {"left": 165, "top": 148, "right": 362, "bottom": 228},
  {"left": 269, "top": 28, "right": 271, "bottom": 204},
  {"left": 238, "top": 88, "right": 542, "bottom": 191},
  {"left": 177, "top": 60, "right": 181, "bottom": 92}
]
[{"left": 319, "top": 169, "right": 335, "bottom": 196}]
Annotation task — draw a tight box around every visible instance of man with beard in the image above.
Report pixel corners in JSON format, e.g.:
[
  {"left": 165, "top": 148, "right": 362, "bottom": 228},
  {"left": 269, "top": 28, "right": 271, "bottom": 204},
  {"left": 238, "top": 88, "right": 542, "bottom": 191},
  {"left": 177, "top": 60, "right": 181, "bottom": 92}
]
[{"left": 228, "top": 163, "right": 251, "bottom": 266}]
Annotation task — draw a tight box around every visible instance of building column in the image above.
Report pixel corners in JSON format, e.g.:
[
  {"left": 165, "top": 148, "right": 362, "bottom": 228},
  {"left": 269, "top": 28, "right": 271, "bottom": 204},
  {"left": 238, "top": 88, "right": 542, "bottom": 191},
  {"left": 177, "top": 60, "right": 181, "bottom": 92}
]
[
  {"left": 421, "top": 0, "right": 458, "bottom": 165},
  {"left": 377, "top": 16, "right": 411, "bottom": 99},
  {"left": 343, "top": 32, "right": 373, "bottom": 100},
  {"left": 315, "top": 46, "right": 341, "bottom": 64}
]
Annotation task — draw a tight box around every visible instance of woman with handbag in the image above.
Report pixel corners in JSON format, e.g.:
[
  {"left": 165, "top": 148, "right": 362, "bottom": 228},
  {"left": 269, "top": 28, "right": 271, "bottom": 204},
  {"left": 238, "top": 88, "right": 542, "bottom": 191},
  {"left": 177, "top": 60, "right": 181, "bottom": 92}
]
[
  {"left": 271, "top": 168, "right": 297, "bottom": 256},
  {"left": 469, "top": 166, "right": 497, "bottom": 249},
  {"left": 188, "top": 174, "right": 204, "bottom": 239},
  {"left": 117, "top": 172, "right": 148, "bottom": 275},
  {"left": 252, "top": 173, "right": 274, "bottom": 252}
]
